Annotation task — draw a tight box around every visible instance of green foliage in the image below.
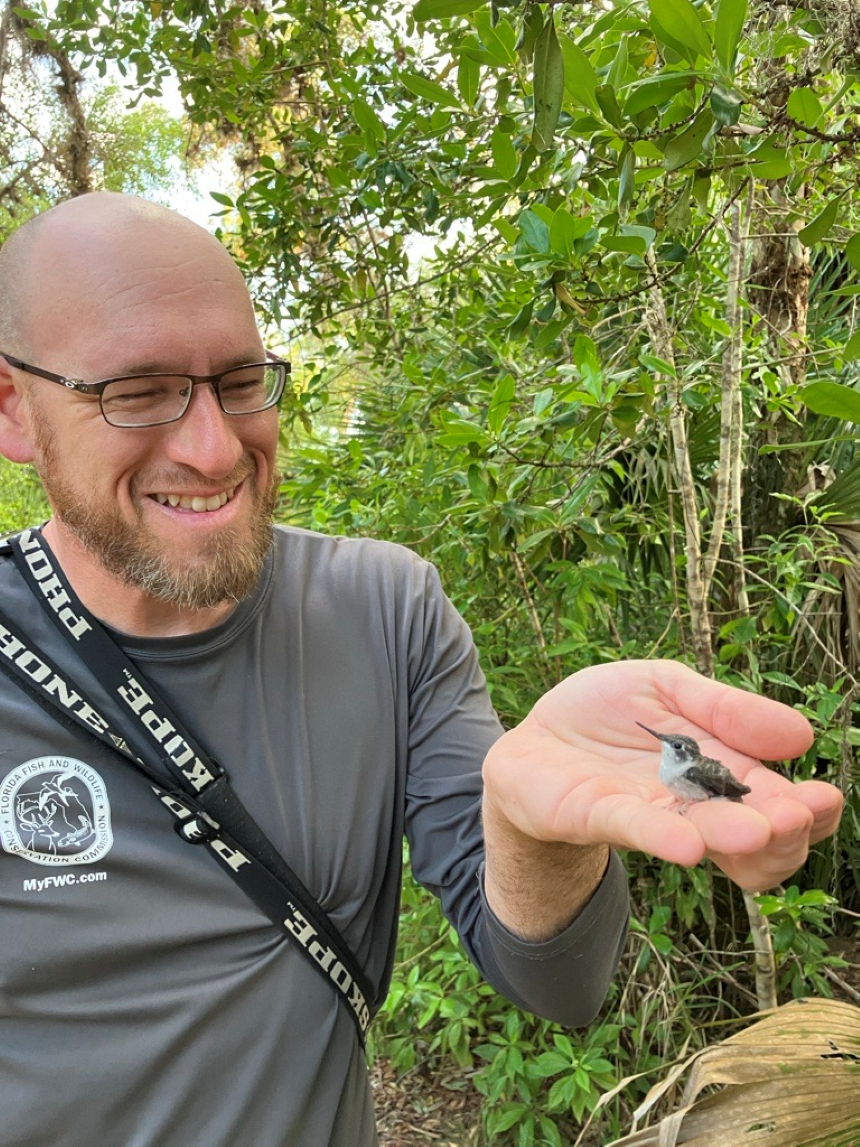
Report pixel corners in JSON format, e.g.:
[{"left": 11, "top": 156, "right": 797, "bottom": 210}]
[
  {"left": 84, "top": 84, "right": 202, "bottom": 203},
  {"left": 0, "top": 15, "right": 199, "bottom": 239},
  {"left": 0, "top": 459, "right": 48, "bottom": 535},
  {"left": 371, "top": 864, "right": 627, "bottom": 1145},
  {"left": 756, "top": 885, "right": 846, "bottom": 998}
]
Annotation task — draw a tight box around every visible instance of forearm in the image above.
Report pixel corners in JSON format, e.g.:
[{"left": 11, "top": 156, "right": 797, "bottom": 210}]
[{"left": 482, "top": 794, "right": 611, "bottom": 941}]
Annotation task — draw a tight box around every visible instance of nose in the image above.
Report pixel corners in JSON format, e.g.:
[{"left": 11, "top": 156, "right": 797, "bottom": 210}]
[{"left": 161, "top": 381, "right": 244, "bottom": 477}]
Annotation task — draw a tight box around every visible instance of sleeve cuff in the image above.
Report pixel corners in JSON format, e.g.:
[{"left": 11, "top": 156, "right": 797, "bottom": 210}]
[{"left": 475, "top": 850, "right": 629, "bottom": 1027}]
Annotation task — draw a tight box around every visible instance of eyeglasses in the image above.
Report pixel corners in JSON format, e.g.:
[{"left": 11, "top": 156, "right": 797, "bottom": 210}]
[{"left": 0, "top": 352, "right": 290, "bottom": 428}]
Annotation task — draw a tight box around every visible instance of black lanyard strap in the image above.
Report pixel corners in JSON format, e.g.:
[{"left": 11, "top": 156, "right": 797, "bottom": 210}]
[{"left": 3, "top": 528, "right": 374, "bottom": 1043}]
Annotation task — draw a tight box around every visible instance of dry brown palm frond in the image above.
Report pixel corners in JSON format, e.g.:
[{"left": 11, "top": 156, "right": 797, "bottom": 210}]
[{"left": 603, "top": 997, "right": 860, "bottom": 1147}]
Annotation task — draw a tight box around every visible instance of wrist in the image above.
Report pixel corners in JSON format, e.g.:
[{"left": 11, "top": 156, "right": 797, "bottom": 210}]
[{"left": 482, "top": 797, "right": 610, "bottom": 941}]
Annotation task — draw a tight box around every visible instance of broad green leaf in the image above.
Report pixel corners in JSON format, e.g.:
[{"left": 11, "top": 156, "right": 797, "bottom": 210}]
[
  {"left": 692, "top": 171, "right": 712, "bottom": 207},
  {"left": 649, "top": 0, "right": 713, "bottom": 64},
  {"left": 618, "top": 144, "right": 636, "bottom": 218},
  {"left": 488, "top": 373, "right": 516, "bottom": 432},
  {"left": 607, "top": 35, "right": 629, "bottom": 91},
  {"left": 491, "top": 129, "right": 517, "bottom": 179},
  {"left": 624, "top": 74, "right": 693, "bottom": 116},
  {"left": 474, "top": 10, "right": 518, "bottom": 65},
  {"left": 519, "top": 208, "right": 550, "bottom": 252},
  {"left": 533, "top": 1051, "right": 573, "bottom": 1077},
  {"left": 549, "top": 207, "right": 579, "bottom": 259},
  {"left": 666, "top": 189, "right": 693, "bottom": 231},
  {"left": 514, "top": 142, "right": 539, "bottom": 184},
  {"left": 507, "top": 300, "right": 533, "bottom": 335},
  {"left": 623, "top": 224, "right": 656, "bottom": 247},
  {"left": 413, "top": 0, "right": 483, "bottom": 20},
  {"left": 595, "top": 83, "right": 625, "bottom": 129},
  {"left": 436, "top": 413, "right": 491, "bottom": 447},
  {"left": 843, "top": 331, "right": 860, "bottom": 361},
  {"left": 535, "top": 295, "right": 556, "bottom": 322},
  {"left": 401, "top": 71, "right": 460, "bottom": 109},
  {"left": 534, "top": 317, "right": 570, "bottom": 351},
  {"left": 710, "top": 84, "right": 742, "bottom": 126},
  {"left": 457, "top": 52, "right": 480, "bottom": 106},
  {"left": 530, "top": 203, "right": 555, "bottom": 227},
  {"left": 798, "top": 197, "right": 840, "bottom": 246},
  {"left": 516, "top": 3, "right": 545, "bottom": 63},
  {"left": 746, "top": 138, "right": 795, "bottom": 179},
  {"left": 210, "top": 191, "right": 234, "bottom": 206},
  {"left": 352, "top": 98, "right": 386, "bottom": 143},
  {"left": 572, "top": 334, "right": 600, "bottom": 372},
  {"left": 602, "top": 235, "right": 647, "bottom": 255},
  {"left": 532, "top": 12, "right": 565, "bottom": 152},
  {"left": 845, "top": 234, "right": 860, "bottom": 272},
  {"left": 751, "top": 154, "right": 793, "bottom": 179},
  {"left": 558, "top": 33, "right": 599, "bottom": 113},
  {"left": 663, "top": 109, "right": 714, "bottom": 170},
  {"left": 662, "top": 242, "right": 690, "bottom": 263},
  {"left": 533, "top": 387, "right": 554, "bottom": 415},
  {"left": 611, "top": 403, "right": 642, "bottom": 431},
  {"left": 800, "top": 382, "right": 860, "bottom": 423},
  {"left": 699, "top": 312, "right": 732, "bottom": 337},
  {"left": 467, "top": 464, "right": 490, "bottom": 500},
  {"left": 787, "top": 86, "right": 824, "bottom": 127},
  {"left": 714, "top": 0, "right": 747, "bottom": 73}
]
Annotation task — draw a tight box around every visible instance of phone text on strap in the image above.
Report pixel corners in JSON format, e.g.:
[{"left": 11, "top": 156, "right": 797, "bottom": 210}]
[{"left": 0, "top": 527, "right": 374, "bottom": 1043}]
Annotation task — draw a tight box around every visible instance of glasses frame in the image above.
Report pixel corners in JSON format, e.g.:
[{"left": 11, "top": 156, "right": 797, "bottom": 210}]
[{"left": 0, "top": 351, "right": 291, "bottom": 428}]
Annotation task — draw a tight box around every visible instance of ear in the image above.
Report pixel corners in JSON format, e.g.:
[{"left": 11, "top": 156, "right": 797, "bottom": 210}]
[{"left": 0, "top": 358, "right": 36, "bottom": 463}]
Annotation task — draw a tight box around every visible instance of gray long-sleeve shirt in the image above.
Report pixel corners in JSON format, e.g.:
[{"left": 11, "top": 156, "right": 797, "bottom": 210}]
[{"left": 0, "top": 526, "right": 628, "bottom": 1146}]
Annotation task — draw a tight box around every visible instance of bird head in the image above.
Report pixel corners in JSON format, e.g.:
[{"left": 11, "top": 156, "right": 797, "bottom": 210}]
[{"left": 636, "top": 722, "right": 702, "bottom": 766}]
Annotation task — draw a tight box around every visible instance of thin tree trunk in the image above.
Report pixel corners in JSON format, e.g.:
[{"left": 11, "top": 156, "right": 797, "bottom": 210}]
[
  {"left": 729, "top": 192, "right": 776, "bottom": 1010},
  {"left": 745, "top": 890, "right": 778, "bottom": 1010},
  {"left": 643, "top": 252, "right": 714, "bottom": 676},
  {"left": 702, "top": 197, "right": 746, "bottom": 605}
]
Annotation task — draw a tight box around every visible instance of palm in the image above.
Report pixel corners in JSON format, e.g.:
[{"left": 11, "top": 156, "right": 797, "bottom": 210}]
[{"left": 485, "top": 659, "right": 843, "bottom": 889}]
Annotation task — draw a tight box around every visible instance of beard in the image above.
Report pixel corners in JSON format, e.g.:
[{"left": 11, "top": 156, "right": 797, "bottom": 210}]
[{"left": 30, "top": 410, "right": 279, "bottom": 611}]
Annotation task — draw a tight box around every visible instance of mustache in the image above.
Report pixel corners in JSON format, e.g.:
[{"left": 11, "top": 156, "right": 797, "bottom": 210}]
[{"left": 133, "top": 460, "right": 257, "bottom": 494}]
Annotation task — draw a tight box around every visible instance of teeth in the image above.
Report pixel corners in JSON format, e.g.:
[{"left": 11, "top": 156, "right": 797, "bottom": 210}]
[{"left": 153, "top": 486, "right": 236, "bottom": 512}]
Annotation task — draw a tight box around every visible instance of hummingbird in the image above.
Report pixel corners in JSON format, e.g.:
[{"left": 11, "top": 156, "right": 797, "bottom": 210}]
[{"left": 636, "top": 723, "right": 752, "bottom": 810}]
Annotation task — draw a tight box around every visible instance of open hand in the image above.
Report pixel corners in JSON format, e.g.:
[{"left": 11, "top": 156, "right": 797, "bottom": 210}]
[{"left": 482, "top": 659, "right": 843, "bottom": 890}]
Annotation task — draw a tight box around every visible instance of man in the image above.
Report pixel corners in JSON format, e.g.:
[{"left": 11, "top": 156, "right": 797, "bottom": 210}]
[{"left": 0, "top": 193, "right": 842, "bottom": 1146}]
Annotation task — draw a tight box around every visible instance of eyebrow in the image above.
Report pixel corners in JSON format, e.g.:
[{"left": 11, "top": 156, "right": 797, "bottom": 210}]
[{"left": 100, "top": 352, "right": 267, "bottom": 377}]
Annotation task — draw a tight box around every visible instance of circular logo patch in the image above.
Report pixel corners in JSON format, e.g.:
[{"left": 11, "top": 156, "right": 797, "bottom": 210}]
[{"left": 0, "top": 757, "right": 113, "bottom": 866}]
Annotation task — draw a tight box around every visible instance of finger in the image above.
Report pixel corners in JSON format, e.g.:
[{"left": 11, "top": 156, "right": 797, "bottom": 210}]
[
  {"left": 554, "top": 787, "right": 707, "bottom": 866},
  {"left": 744, "top": 772, "right": 844, "bottom": 840},
  {"left": 678, "top": 798, "right": 772, "bottom": 855},
  {"left": 789, "top": 779, "right": 844, "bottom": 843},
  {"left": 667, "top": 664, "right": 814, "bottom": 761},
  {"left": 707, "top": 795, "right": 815, "bottom": 890}
]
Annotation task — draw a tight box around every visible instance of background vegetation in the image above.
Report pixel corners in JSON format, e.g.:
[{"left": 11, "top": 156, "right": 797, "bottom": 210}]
[{"left": 1, "top": 0, "right": 859, "bottom": 1141}]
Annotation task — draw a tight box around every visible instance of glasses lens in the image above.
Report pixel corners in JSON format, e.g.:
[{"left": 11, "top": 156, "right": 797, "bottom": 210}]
[
  {"left": 99, "top": 364, "right": 288, "bottom": 427},
  {"left": 101, "top": 376, "right": 190, "bottom": 427},
  {"left": 218, "top": 363, "right": 286, "bottom": 414}
]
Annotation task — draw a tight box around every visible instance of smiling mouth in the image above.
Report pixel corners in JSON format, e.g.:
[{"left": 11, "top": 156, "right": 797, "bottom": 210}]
[{"left": 151, "top": 485, "right": 237, "bottom": 513}]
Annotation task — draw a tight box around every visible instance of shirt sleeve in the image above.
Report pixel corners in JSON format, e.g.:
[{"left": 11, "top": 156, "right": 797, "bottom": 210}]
[{"left": 402, "top": 559, "right": 629, "bottom": 1027}]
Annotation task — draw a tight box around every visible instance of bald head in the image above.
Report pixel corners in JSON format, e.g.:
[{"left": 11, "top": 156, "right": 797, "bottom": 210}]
[
  {"left": 0, "top": 206, "right": 47, "bottom": 356},
  {"left": 0, "top": 192, "right": 256, "bottom": 364}
]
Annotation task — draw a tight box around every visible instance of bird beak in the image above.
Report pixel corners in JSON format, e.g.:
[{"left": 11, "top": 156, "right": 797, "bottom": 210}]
[{"left": 636, "top": 722, "right": 664, "bottom": 741}]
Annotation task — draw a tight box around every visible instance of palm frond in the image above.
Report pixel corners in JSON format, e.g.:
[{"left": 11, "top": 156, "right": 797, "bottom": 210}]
[{"left": 605, "top": 998, "right": 860, "bottom": 1147}]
